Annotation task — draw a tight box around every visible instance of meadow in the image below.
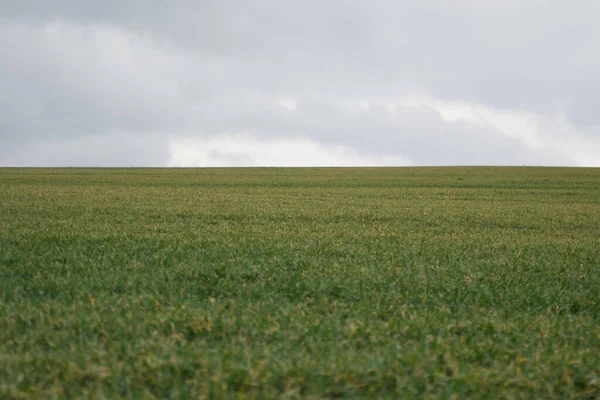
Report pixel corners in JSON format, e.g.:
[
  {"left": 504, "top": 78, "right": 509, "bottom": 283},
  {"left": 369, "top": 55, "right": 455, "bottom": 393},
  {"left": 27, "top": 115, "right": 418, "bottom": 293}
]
[{"left": 1, "top": 167, "right": 599, "bottom": 399}]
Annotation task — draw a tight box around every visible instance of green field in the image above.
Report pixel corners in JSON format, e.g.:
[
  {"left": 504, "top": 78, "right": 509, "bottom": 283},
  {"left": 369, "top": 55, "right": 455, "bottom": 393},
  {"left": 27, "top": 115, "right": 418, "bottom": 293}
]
[{"left": 1, "top": 167, "right": 599, "bottom": 399}]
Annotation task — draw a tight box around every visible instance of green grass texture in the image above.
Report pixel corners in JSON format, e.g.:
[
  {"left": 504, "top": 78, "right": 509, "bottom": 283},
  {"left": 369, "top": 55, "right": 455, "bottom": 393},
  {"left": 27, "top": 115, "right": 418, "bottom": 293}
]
[{"left": 1, "top": 167, "right": 599, "bottom": 399}]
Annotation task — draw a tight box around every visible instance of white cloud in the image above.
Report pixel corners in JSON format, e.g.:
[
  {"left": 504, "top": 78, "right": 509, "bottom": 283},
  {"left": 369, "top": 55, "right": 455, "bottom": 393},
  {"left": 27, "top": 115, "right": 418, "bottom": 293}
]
[{"left": 168, "top": 136, "right": 411, "bottom": 167}]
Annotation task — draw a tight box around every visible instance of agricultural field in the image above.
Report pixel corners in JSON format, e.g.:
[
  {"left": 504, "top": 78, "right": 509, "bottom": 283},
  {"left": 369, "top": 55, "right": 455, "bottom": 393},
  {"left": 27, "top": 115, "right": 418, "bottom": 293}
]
[{"left": 1, "top": 167, "right": 599, "bottom": 399}]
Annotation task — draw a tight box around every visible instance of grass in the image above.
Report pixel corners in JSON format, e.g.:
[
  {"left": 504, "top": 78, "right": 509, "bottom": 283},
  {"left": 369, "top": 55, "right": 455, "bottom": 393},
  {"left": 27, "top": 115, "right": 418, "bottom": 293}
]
[{"left": 1, "top": 167, "right": 599, "bottom": 399}]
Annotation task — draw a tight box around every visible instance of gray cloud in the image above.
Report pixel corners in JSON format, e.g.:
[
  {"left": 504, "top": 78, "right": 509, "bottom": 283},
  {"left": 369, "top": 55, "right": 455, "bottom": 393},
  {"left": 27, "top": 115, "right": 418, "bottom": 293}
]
[
  {"left": 0, "top": 134, "right": 168, "bottom": 167},
  {"left": 1, "top": 1, "right": 599, "bottom": 166}
]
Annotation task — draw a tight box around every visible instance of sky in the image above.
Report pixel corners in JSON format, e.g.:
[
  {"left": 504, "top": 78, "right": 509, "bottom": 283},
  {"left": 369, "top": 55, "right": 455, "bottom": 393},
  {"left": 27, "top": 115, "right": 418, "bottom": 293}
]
[{"left": 1, "top": 1, "right": 599, "bottom": 167}]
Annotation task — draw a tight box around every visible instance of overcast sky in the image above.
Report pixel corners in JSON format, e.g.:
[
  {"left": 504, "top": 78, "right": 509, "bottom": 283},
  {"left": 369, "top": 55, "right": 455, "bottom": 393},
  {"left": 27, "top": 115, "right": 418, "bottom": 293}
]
[{"left": 1, "top": 1, "right": 599, "bottom": 166}]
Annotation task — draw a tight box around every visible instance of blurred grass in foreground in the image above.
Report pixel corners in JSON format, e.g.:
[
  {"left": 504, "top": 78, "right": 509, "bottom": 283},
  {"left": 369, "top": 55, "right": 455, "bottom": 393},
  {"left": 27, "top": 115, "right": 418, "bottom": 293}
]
[{"left": 1, "top": 167, "right": 599, "bottom": 399}]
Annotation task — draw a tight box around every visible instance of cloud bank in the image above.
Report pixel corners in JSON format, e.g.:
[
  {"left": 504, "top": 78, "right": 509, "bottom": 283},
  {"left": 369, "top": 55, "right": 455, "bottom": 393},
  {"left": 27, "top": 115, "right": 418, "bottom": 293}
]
[{"left": 1, "top": 1, "right": 599, "bottom": 166}]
